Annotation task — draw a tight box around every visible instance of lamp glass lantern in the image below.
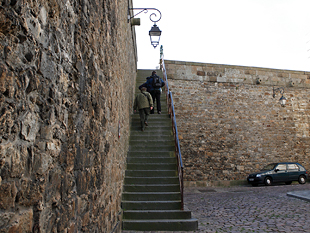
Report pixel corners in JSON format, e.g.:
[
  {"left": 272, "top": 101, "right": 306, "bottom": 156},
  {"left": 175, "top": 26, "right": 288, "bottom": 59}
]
[{"left": 149, "top": 24, "right": 161, "bottom": 48}]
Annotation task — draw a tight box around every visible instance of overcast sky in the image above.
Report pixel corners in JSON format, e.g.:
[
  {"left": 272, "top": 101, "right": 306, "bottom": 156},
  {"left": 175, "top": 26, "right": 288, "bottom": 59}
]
[{"left": 132, "top": 0, "right": 310, "bottom": 72}]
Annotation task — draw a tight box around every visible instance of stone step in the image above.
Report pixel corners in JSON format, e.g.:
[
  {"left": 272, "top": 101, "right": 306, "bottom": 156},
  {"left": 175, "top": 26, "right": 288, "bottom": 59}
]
[
  {"left": 127, "top": 157, "right": 176, "bottom": 164},
  {"left": 122, "top": 200, "right": 182, "bottom": 210},
  {"left": 131, "top": 114, "right": 170, "bottom": 119},
  {"left": 122, "top": 192, "right": 181, "bottom": 201},
  {"left": 130, "top": 135, "right": 173, "bottom": 141},
  {"left": 131, "top": 113, "right": 170, "bottom": 119},
  {"left": 123, "top": 184, "right": 180, "bottom": 192},
  {"left": 130, "top": 140, "right": 175, "bottom": 147},
  {"left": 126, "top": 163, "right": 177, "bottom": 170},
  {"left": 124, "top": 176, "right": 179, "bottom": 185},
  {"left": 129, "top": 145, "right": 175, "bottom": 152},
  {"left": 136, "top": 69, "right": 157, "bottom": 78},
  {"left": 131, "top": 119, "right": 172, "bottom": 127},
  {"left": 130, "top": 130, "right": 173, "bottom": 137},
  {"left": 123, "top": 210, "right": 193, "bottom": 220},
  {"left": 130, "top": 126, "right": 172, "bottom": 134},
  {"left": 131, "top": 123, "right": 171, "bottom": 129},
  {"left": 125, "top": 170, "right": 177, "bottom": 177},
  {"left": 127, "top": 151, "right": 175, "bottom": 158},
  {"left": 122, "top": 219, "right": 199, "bottom": 231},
  {"left": 131, "top": 121, "right": 171, "bottom": 127}
]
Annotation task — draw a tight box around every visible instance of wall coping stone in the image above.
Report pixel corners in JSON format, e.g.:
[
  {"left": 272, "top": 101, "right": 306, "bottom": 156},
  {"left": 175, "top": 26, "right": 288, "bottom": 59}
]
[{"left": 164, "top": 59, "right": 310, "bottom": 88}]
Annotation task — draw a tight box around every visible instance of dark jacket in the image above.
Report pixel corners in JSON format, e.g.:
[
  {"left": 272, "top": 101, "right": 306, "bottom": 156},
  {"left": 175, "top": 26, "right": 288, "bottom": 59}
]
[{"left": 139, "top": 75, "right": 165, "bottom": 92}]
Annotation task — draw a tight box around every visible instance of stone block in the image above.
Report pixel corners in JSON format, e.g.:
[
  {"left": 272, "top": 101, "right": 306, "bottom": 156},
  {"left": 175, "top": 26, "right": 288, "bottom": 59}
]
[
  {"left": 21, "top": 112, "right": 39, "bottom": 142},
  {"left": 6, "top": 209, "right": 33, "bottom": 233},
  {"left": 0, "top": 181, "right": 17, "bottom": 209}
]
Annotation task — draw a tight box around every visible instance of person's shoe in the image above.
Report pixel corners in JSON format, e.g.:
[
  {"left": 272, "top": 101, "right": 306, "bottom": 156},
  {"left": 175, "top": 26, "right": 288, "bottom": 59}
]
[
  {"left": 141, "top": 128, "right": 144, "bottom": 131},
  {"left": 144, "top": 122, "right": 148, "bottom": 126},
  {"left": 158, "top": 111, "right": 161, "bottom": 114}
]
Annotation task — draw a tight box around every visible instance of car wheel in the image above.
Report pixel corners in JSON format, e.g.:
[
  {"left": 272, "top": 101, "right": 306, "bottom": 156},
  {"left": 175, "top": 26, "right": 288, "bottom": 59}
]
[
  {"left": 298, "top": 175, "right": 306, "bottom": 184},
  {"left": 264, "top": 177, "right": 272, "bottom": 186},
  {"left": 285, "top": 181, "right": 292, "bottom": 185}
]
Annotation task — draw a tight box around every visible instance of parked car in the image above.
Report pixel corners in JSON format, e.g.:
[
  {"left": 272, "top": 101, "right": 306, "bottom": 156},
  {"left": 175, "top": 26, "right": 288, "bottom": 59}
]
[{"left": 247, "top": 162, "right": 308, "bottom": 186}]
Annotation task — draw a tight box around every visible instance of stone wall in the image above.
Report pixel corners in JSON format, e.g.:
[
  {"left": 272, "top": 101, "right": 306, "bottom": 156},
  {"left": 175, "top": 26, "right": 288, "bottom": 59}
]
[
  {"left": 165, "top": 60, "right": 310, "bottom": 186},
  {"left": 0, "top": 0, "right": 137, "bottom": 232}
]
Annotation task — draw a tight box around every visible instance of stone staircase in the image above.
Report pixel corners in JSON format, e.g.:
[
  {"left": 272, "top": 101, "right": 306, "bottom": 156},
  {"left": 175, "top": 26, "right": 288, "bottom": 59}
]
[{"left": 121, "top": 70, "right": 198, "bottom": 231}]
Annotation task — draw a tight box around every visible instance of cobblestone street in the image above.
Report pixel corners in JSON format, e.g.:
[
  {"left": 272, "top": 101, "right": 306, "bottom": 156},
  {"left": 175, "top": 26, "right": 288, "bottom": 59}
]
[
  {"left": 123, "top": 183, "right": 310, "bottom": 233},
  {"left": 184, "top": 183, "right": 310, "bottom": 233}
]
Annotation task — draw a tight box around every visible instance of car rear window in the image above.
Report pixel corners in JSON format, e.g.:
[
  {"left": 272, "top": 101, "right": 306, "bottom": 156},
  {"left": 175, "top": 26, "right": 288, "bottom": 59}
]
[
  {"left": 297, "top": 164, "right": 306, "bottom": 171},
  {"left": 288, "top": 164, "right": 299, "bottom": 170}
]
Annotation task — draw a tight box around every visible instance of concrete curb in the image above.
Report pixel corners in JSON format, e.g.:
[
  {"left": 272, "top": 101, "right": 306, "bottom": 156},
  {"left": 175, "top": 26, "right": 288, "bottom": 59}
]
[{"left": 287, "top": 190, "right": 310, "bottom": 202}]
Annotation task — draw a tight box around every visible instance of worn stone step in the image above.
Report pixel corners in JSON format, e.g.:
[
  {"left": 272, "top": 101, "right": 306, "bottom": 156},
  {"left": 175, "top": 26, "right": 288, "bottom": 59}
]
[
  {"left": 131, "top": 117, "right": 171, "bottom": 122},
  {"left": 122, "top": 200, "right": 182, "bottom": 210},
  {"left": 124, "top": 176, "right": 179, "bottom": 185},
  {"left": 127, "top": 151, "right": 175, "bottom": 158},
  {"left": 127, "top": 157, "right": 176, "bottom": 164},
  {"left": 136, "top": 69, "right": 159, "bottom": 78},
  {"left": 131, "top": 115, "right": 170, "bottom": 121},
  {"left": 124, "top": 184, "right": 180, "bottom": 192},
  {"left": 131, "top": 121, "right": 172, "bottom": 127},
  {"left": 131, "top": 124, "right": 172, "bottom": 130},
  {"left": 130, "top": 130, "right": 173, "bottom": 137},
  {"left": 122, "top": 192, "right": 181, "bottom": 201},
  {"left": 133, "top": 108, "right": 168, "bottom": 114},
  {"left": 122, "top": 219, "right": 198, "bottom": 231},
  {"left": 131, "top": 117, "right": 170, "bottom": 123},
  {"left": 130, "top": 128, "right": 172, "bottom": 135},
  {"left": 123, "top": 210, "right": 193, "bottom": 220},
  {"left": 129, "top": 145, "right": 175, "bottom": 152},
  {"left": 126, "top": 163, "right": 177, "bottom": 170},
  {"left": 130, "top": 140, "right": 175, "bottom": 147},
  {"left": 130, "top": 122, "right": 171, "bottom": 128},
  {"left": 125, "top": 170, "right": 177, "bottom": 177},
  {"left": 130, "top": 135, "right": 173, "bottom": 141}
]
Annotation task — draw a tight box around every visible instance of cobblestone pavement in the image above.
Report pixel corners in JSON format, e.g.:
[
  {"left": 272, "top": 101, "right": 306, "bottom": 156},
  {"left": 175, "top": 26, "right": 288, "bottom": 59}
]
[
  {"left": 122, "top": 183, "right": 310, "bottom": 233},
  {"left": 184, "top": 183, "right": 310, "bottom": 233}
]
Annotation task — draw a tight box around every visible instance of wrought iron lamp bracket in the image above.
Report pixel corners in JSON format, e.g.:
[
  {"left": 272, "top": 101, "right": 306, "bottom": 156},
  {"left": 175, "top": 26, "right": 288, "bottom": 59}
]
[{"left": 128, "top": 8, "right": 162, "bottom": 23}]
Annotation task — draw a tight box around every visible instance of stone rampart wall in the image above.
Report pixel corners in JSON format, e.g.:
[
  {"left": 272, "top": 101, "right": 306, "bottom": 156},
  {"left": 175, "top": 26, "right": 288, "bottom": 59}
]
[
  {"left": 165, "top": 60, "right": 310, "bottom": 186},
  {"left": 0, "top": 0, "right": 136, "bottom": 232}
]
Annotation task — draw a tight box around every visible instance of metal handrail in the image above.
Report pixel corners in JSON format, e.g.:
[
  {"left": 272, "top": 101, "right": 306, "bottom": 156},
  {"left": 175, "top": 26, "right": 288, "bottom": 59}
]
[{"left": 160, "top": 51, "right": 184, "bottom": 209}]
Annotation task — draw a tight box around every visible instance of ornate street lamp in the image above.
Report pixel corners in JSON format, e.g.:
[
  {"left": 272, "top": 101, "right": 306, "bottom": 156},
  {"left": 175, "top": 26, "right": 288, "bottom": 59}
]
[
  {"left": 128, "top": 8, "right": 162, "bottom": 48},
  {"left": 149, "top": 24, "right": 161, "bottom": 48},
  {"left": 273, "top": 87, "right": 287, "bottom": 107}
]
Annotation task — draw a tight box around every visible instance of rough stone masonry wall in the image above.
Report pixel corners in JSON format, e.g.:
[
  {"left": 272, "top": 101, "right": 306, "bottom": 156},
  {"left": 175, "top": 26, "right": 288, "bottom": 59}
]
[
  {"left": 0, "top": 0, "right": 136, "bottom": 232},
  {"left": 165, "top": 60, "right": 310, "bottom": 186}
]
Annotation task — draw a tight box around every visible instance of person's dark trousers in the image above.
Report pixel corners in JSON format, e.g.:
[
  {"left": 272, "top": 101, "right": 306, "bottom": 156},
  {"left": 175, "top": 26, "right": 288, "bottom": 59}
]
[
  {"left": 150, "top": 89, "right": 161, "bottom": 114},
  {"left": 138, "top": 108, "right": 150, "bottom": 130}
]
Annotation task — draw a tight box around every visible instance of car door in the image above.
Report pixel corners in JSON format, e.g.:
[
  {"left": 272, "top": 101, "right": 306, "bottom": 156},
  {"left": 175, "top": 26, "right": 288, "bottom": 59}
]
[
  {"left": 272, "top": 164, "right": 288, "bottom": 182},
  {"left": 287, "top": 163, "right": 300, "bottom": 181}
]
